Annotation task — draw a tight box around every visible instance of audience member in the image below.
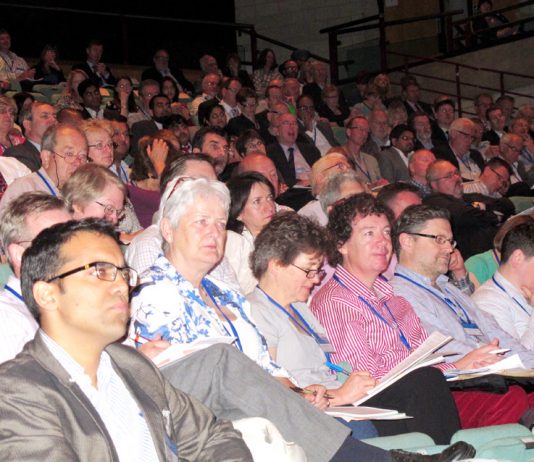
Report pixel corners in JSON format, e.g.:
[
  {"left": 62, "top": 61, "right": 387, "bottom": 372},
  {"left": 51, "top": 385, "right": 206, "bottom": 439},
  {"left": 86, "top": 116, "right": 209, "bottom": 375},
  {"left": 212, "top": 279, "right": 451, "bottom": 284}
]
[
  {"left": 362, "top": 109, "right": 391, "bottom": 158},
  {"left": 55, "top": 68, "right": 88, "bottom": 111},
  {"left": 431, "top": 98, "right": 455, "bottom": 145},
  {"left": 192, "top": 126, "right": 229, "bottom": 177},
  {"left": 408, "top": 149, "right": 436, "bottom": 197},
  {"left": 252, "top": 48, "right": 282, "bottom": 99},
  {"left": 141, "top": 48, "right": 194, "bottom": 94},
  {"left": 474, "top": 93, "right": 494, "bottom": 130},
  {"left": 402, "top": 80, "right": 433, "bottom": 118},
  {"left": 316, "top": 84, "right": 350, "bottom": 128},
  {"left": 72, "top": 39, "right": 115, "bottom": 87},
  {"left": 3, "top": 101, "right": 57, "bottom": 171},
  {"left": 32, "top": 44, "right": 65, "bottom": 85},
  {"left": 410, "top": 112, "right": 434, "bottom": 150},
  {"left": 130, "top": 93, "right": 171, "bottom": 155},
  {"left": 78, "top": 79, "right": 104, "bottom": 119},
  {"left": 227, "top": 87, "right": 259, "bottom": 137},
  {"left": 462, "top": 157, "right": 511, "bottom": 197},
  {"left": 127, "top": 79, "right": 160, "bottom": 126},
  {"left": 297, "top": 94, "right": 339, "bottom": 155},
  {"left": 222, "top": 52, "right": 254, "bottom": 90},
  {"left": 0, "top": 29, "right": 34, "bottom": 90},
  {"left": 0, "top": 95, "right": 24, "bottom": 156},
  {"left": 378, "top": 124, "right": 414, "bottom": 183}
]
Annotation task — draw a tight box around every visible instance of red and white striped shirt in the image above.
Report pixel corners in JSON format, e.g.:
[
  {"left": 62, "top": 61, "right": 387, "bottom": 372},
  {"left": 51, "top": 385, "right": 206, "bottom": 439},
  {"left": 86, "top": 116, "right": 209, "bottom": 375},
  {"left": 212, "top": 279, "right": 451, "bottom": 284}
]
[{"left": 310, "top": 265, "right": 429, "bottom": 380}]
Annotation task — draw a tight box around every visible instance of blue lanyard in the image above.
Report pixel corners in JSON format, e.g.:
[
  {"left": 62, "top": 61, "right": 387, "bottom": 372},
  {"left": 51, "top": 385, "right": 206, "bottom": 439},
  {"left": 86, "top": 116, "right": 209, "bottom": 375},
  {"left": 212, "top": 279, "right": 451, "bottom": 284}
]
[
  {"left": 393, "top": 272, "right": 473, "bottom": 326},
  {"left": 36, "top": 171, "right": 57, "bottom": 197},
  {"left": 352, "top": 157, "right": 371, "bottom": 182},
  {"left": 493, "top": 249, "right": 501, "bottom": 266},
  {"left": 4, "top": 285, "right": 23, "bottom": 301},
  {"left": 491, "top": 275, "right": 530, "bottom": 315},
  {"left": 201, "top": 282, "right": 243, "bottom": 352},
  {"left": 119, "top": 165, "right": 128, "bottom": 183},
  {"left": 256, "top": 286, "right": 331, "bottom": 361},
  {"left": 333, "top": 274, "right": 411, "bottom": 351}
]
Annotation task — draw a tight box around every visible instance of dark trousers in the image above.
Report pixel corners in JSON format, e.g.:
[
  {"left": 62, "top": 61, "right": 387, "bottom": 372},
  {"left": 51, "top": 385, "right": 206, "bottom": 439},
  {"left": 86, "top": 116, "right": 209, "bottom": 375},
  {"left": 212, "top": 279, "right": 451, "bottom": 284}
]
[{"left": 367, "top": 367, "right": 460, "bottom": 444}]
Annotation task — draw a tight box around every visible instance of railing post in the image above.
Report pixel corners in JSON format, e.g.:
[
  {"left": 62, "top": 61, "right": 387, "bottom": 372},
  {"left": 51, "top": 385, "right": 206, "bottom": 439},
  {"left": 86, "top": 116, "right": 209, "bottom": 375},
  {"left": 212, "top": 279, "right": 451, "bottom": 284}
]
[
  {"left": 378, "top": 1, "right": 387, "bottom": 70},
  {"left": 445, "top": 14, "right": 454, "bottom": 53},
  {"left": 249, "top": 27, "right": 258, "bottom": 70},
  {"left": 499, "top": 72, "right": 505, "bottom": 96},
  {"left": 455, "top": 64, "right": 462, "bottom": 116},
  {"left": 328, "top": 31, "right": 339, "bottom": 84}
]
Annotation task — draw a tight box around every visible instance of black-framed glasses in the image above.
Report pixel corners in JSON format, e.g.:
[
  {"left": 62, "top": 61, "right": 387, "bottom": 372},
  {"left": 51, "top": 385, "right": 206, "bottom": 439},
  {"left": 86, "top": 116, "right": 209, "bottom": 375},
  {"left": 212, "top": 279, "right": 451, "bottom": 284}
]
[
  {"left": 46, "top": 261, "right": 138, "bottom": 287},
  {"left": 489, "top": 167, "right": 509, "bottom": 185},
  {"left": 406, "top": 232, "right": 457, "bottom": 248},
  {"left": 95, "top": 201, "right": 125, "bottom": 219},
  {"left": 432, "top": 169, "right": 460, "bottom": 181},
  {"left": 291, "top": 263, "right": 326, "bottom": 279},
  {"left": 52, "top": 150, "right": 88, "bottom": 164}
]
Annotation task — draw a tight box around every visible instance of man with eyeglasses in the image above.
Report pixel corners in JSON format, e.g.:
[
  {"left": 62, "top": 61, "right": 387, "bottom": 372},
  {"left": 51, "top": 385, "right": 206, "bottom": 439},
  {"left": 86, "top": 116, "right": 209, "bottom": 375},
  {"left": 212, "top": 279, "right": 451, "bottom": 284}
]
[
  {"left": 432, "top": 118, "right": 484, "bottom": 182},
  {"left": 463, "top": 157, "right": 511, "bottom": 198},
  {"left": 3, "top": 101, "right": 57, "bottom": 172},
  {"left": 425, "top": 159, "right": 514, "bottom": 259},
  {"left": 266, "top": 112, "right": 321, "bottom": 188},
  {"left": 0, "top": 124, "right": 88, "bottom": 218},
  {"left": 499, "top": 133, "right": 530, "bottom": 189},
  {"left": 391, "top": 204, "right": 534, "bottom": 429},
  {"left": 0, "top": 218, "right": 252, "bottom": 461},
  {"left": 190, "top": 73, "right": 221, "bottom": 124},
  {"left": 141, "top": 48, "right": 195, "bottom": 95},
  {"left": 378, "top": 124, "right": 414, "bottom": 183},
  {"left": 0, "top": 192, "right": 71, "bottom": 364},
  {"left": 362, "top": 109, "right": 391, "bottom": 158},
  {"left": 296, "top": 94, "right": 339, "bottom": 156}
]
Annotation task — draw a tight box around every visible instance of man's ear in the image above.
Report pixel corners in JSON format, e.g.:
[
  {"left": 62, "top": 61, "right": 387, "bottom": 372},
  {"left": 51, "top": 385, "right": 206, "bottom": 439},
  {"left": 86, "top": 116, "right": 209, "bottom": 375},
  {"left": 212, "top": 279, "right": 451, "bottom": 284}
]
[
  {"left": 338, "top": 240, "right": 349, "bottom": 257},
  {"left": 32, "top": 281, "right": 59, "bottom": 315},
  {"left": 40, "top": 150, "right": 53, "bottom": 169},
  {"left": 6, "top": 242, "right": 24, "bottom": 275},
  {"left": 398, "top": 232, "right": 414, "bottom": 254}
]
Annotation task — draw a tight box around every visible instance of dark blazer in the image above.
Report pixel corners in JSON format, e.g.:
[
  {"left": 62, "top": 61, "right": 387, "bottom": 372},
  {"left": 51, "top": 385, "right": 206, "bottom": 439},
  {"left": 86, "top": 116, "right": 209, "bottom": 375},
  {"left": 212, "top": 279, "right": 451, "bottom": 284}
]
[
  {"left": 403, "top": 100, "right": 433, "bottom": 118},
  {"left": 72, "top": 62, "right": 116, "bottom": 87},
  {"left": 298, "top": 120, "right": 340, "bottom": 149},
  {"left": 424, "top": 192, "right": 501, "bottom": 259},
  {"left": 432, "top": 143, "right": 485, "bottom": 178},
  {"left": 131, "top": 120, "right": 159, "bottom": 155},
  {"left": 431, "top": 123, "right": 448, "bottom": 146},
  {"left": 266, "top": 141, "right": 321, "bottom": 187},
  {"left": 141, "top": 66, "right": 195, "bottom": 95},
  {"left": 0, "top": 332, "right": 251, "bottom": 461},
  {"left": 482, "top": 129, "right": 502, "bottom": 146},
  {"left": 378, "top": 147, "right": 411, "bottom": 183},
  {"left": 3, "top": 140, "right": 41, "bottom": 172}
]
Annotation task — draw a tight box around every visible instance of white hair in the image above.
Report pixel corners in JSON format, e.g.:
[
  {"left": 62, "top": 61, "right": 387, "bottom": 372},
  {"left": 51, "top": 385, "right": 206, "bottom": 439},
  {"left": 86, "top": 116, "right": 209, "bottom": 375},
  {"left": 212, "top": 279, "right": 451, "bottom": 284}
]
[{"left": 161, "top": 178, "right": 230, "bottom": 228}]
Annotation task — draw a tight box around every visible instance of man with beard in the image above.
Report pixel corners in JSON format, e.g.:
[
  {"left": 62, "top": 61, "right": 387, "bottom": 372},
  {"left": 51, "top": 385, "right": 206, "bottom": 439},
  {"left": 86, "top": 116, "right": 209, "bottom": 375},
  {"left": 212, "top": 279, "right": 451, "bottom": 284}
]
[{"left": 130, "top": 94, "right": 171, "bottom": 155}]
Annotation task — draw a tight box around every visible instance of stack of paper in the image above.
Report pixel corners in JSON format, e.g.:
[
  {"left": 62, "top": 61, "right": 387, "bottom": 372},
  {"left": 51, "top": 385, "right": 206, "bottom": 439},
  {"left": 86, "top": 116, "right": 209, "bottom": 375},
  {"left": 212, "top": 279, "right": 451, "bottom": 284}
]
[
  {"left": 352, "top": 331, "right": 452, "bottom": 406},
  {"left": 445, "top": 354, "right": 526, "bottom": 381},
  {"left": 327, "top": 406, "right": 411, "bottom": 422}
]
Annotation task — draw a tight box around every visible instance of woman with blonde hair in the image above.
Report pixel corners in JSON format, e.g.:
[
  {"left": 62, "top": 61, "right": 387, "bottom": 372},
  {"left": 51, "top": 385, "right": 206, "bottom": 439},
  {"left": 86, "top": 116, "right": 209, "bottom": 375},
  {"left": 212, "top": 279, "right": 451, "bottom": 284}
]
[{"left": 56, "top": 68, "right": 88, "bottom": 110}]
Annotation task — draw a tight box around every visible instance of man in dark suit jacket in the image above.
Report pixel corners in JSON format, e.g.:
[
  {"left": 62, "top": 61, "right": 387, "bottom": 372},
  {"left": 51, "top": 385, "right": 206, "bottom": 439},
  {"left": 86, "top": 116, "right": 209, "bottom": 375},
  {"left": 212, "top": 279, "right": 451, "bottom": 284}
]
[
  {"left": 3, "top": 101, "right": 57, "bottom": 171},
  {"left": 130, "top": 94, "right": 172, "bottom": 155},
  {"left": 432, "top": 118, "right": 485, "bottom": 181},
  {"left": 266, "top": 113, "right": 320, "bottom": 188},
  {"left": 402, "top": 82, "right": 433, "bottom": 118},
  {"left": 296, "top": 94, "right": 339, "bottom": 155},
  {"left": 425, "top": 159, "right": 513, "bottom": 259},
  {"left": 431, "top": 98, "right": 455, "bottom": 146},
  {"left": 72, "top": 39, "right": 115, "bottom": 87},
  {"left": 141, "top": 48, "right": 195, "bottom": 95},
  {"left": 482, "top": 105, "right": 507, "bottom": 145}
]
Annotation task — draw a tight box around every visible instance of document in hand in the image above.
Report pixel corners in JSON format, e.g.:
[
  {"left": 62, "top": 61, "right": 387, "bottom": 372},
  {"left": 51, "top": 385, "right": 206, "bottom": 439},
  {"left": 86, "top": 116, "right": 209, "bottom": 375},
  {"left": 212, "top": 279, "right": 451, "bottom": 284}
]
[
  {"left": 155, "top": 336, "right": 236, "bottom": 368},
  {"left": 445, "top": 354, "right": 527, "bottom": 381},
  {"left": 326, "top": 406, "right": 410, "bottom": 422},
  {"left": 352, "top": 331, "right": 452, "bottom": 406}
]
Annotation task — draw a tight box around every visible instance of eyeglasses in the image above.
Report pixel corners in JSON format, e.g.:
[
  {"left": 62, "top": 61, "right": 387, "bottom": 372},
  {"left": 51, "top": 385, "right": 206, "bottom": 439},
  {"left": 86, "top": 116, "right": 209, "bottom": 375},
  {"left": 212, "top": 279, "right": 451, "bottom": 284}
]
[
  {"left": 489, "top": 167, "right": 509, "bottom": 185},
  {"left": 52, "top": 150, "right": 88, "bottom": 163},
  {"left": 291, "top": 263, "right": 326, "bottom": 279},
  {"left": 88, "top": 142, "right": 114, "bottom": 151},
  {"left": 406, "top": 232, "right": 457, "bottom": 248},
  {"left": 245, "top": 140, "right": 265, "bottom": 151},
  {"left": 95, "top": 201, "right": 125, "bottom": 219},
  {"left": 455, "top": 130, "right": 476, "bottom": 141},
  {"left": 432, "top": 169, "right": 460, "bottom": 181},
  {"left": 46, "top": 261, "right": 138, "bottom": 287},
  {"left": 0, "top": 107, "right": 16, "bottom": 117},
  {"left": 322, "top": 161, "right": 349, "bottom": 173},
  {"left": 504, "top": 143, "right": 522, "bottom": 152}
]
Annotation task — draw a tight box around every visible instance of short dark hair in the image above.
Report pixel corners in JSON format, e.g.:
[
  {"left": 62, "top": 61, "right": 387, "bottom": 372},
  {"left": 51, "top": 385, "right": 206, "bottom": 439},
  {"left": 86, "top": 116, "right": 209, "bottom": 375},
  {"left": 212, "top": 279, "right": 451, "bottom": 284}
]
[
  {"left": 236, "top": 87, "right": 256, "bottom": 105},
  {"left": 408, "top": 111, "right": 430, "bottom": 129},
  {"left": 149, "top": 94, "right": 170, "bottom": 111},
  {"left": 235, "top": 129, "right": 263, "bottom": 156},
  {"left": 21, "top": 219, "right": 117, "bottom": 321},
  {"left": 484, "top": 156, "right": 512, "bottom": 175},
  {"left": 486, "top": 105, "right": 502, "bottom": 120},
  {"left": 377, "top": 183, "right": 421, "bottom": 212},
  {"left": 434, "top": 98, "right": 455, "bottom": 113},
  {"left": 226, "top": 172, "right": 275, "bottom": 234},
  {"left": 392, "top": 204, "right": 450, "bottom": 257},
  {"left": 256, "top": 48, "right": 277, "bottom": 71},
  {"left": 104, "top": 112, "right": 128, "bottom": 123},
  {"left": 251, "top": 212, "right": 327, "bottom": 280},
  {"left": 78, "top": 78, "right": 98, "bottom": 97},
  {"left": 192, "top": 126, "right": 227, "bottom": 150},
  {"left": 390, "top": 123, "right": 415, "bottom": 140},
  {"left": 500, "top": 222, "right": 534, "bottom": 264},
  {"left": 327, "top": 193, "right": 393, "bottom": 266},
  {"left": 159, "top": 153, "right": 214, "bottom": 194}
]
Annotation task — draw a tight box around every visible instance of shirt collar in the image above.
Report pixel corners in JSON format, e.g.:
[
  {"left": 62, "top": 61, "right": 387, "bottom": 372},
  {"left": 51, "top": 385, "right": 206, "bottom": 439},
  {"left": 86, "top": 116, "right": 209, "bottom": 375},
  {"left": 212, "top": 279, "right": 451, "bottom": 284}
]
[
  {"left": 494, "top": 270, "right": 530, "bottom": 306},
  {"left": 395, "top": 263, "right": 449, "bottom": 288},
  {"left": 334, "top": 264, "right": 393, "bottom": 301}
]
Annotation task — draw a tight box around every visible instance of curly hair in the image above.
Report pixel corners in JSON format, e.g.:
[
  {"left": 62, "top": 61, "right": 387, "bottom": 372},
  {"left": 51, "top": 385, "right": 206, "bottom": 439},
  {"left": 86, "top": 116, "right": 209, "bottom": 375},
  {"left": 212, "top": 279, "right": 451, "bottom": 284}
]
[
  {"left": 251, "top": 212, "right": 327, "bottom": 280},
  {"left": 327, "top": 193, "right": 393, "bottom": 266}
]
